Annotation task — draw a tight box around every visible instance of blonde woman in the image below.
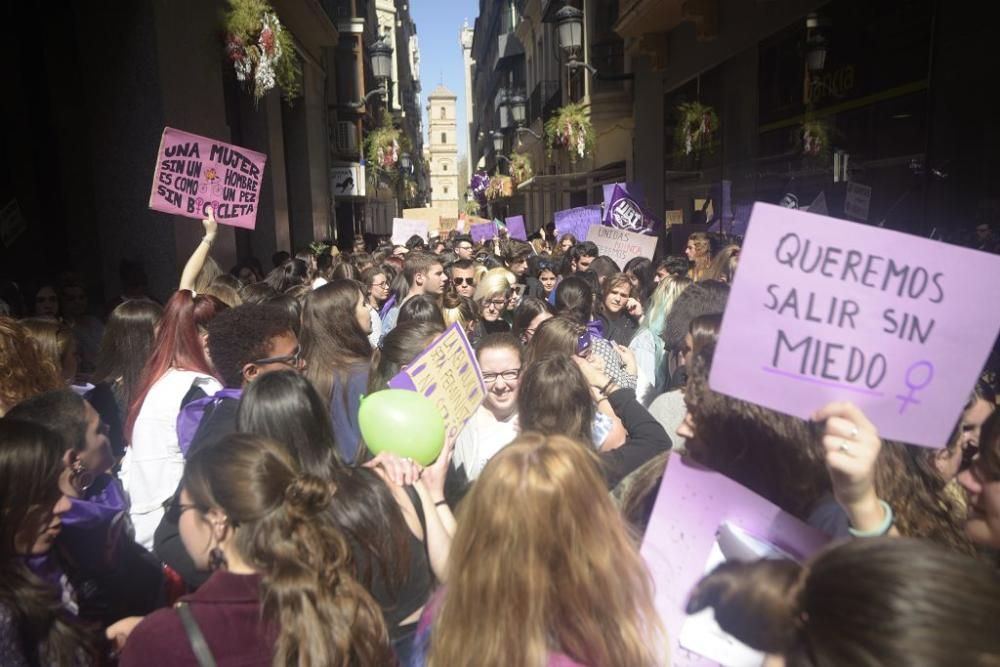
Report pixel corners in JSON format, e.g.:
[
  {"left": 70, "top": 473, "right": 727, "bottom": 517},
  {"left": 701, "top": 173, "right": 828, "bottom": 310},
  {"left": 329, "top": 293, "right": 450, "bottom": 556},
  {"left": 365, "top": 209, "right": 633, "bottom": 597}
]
[
  {"left": 410, "top": 433, "right": 667, "bottom": 666},
  {"left": 441, "top": 290, "right": 479, "bottom": 340},
  {"left": 685, "top": 232, "right": 715, "bottom": 281},
  {"left": 473, "top": 268, "right": 514, "bottom": 336}
]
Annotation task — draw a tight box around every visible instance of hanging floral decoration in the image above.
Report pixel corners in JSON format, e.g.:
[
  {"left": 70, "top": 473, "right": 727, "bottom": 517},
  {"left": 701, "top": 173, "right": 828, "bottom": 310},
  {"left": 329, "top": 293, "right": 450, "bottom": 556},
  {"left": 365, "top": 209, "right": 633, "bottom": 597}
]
[
  {"left": 485, "top": 175, "right": 514, "bottom": 202},
  {"left": 364, "top": 112, "right": 405, "bottom": 182},
  {"left": 509, "top": 153, "right": 533, "bottom": 186},
  {"left": 544, "top": 102, "right": 595, "bottom": 164},
  {"left": 470, "top": 170, "right": 490, "bottom": 207},
  {"left": 224, "top": 0, "right": 301, "bottom": 103},
  {"left": 798, "top": 119, "right": 830, "bottom": 158},
  {"left": 674, "top": 102, "right": 719, "bottom": 156},
  {"left": 462, "top": 199, "right": 482, "bottom": 216}
]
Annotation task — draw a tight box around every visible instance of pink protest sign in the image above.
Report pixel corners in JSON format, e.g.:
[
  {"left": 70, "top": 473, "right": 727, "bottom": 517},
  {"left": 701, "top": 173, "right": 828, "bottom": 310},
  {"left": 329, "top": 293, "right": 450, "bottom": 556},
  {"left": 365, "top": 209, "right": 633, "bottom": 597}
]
[
  {"left": 640, "top": 456, "right": 829, "bottom": 667},
  {"left": 711, "top": 203, "right": 1000, "bottom": 448},
  {"left": 149, "top": 127, "right": 266, "bottom": 230}
]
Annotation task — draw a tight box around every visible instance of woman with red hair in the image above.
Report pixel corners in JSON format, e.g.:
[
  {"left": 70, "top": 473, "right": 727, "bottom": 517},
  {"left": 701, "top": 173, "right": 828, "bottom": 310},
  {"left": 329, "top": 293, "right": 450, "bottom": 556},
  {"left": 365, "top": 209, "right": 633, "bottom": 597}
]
[{"left": 120, "top": 290, "right": 225, "bottom": 549}]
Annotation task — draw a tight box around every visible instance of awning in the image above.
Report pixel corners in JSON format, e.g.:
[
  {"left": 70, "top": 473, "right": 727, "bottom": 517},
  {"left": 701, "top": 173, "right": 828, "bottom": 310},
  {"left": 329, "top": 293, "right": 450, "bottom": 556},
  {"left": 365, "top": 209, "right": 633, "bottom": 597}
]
[
  {"left": 515, "top": 162, "right": 627, "bottom": 194},
  {"left": 494, "top": 32, "right": 525, "bottom": 71}
]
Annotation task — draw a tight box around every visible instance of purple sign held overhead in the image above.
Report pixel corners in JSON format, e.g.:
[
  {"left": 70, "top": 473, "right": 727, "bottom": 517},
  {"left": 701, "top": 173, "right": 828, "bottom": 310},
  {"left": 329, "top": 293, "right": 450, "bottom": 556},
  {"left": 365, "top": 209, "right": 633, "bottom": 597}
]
[
  {"left": 710, "top": 203, "right": 1000, "bottom": 448},
  {"left": 469, "top": 221, "right": 497, "bottom": 244},
  {"left": 554, "top": 205, "right": 602, "bottom": 241},
  {"left": 505, "top": 215, "right": 528, "bottom": 241},
  {"left": 604, "top": 184, "right": 658, "bottom": 236}
]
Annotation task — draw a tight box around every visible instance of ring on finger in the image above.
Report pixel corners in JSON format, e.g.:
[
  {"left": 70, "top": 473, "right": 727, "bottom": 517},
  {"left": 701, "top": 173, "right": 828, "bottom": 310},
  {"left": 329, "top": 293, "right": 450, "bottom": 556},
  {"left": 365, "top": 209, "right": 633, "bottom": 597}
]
[
  {"left": 848, "top": 426, "right": 859, "bottom": 440},
  {"left": 838, "top": 439, "right": 852, "bottom": 455}
]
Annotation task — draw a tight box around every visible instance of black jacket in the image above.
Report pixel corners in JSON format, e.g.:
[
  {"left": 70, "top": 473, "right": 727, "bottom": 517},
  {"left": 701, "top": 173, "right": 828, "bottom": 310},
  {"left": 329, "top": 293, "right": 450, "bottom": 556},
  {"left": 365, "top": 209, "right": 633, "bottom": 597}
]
[{"left": 600, "top": 388, "right": 672, "bottom": 489}]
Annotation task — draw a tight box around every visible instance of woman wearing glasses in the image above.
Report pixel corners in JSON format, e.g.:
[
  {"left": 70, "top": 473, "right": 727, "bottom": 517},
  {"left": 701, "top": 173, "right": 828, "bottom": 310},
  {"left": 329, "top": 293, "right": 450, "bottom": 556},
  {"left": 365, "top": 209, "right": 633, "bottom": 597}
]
[
  {"left": 362, "top": 266, "right": 391, "bottom": 347},
  {"left": 472, "top": 269, "right": 513, "bottom": 338},
  {"left": 454, "top": 333, "right": 523, "bottom": 481}
]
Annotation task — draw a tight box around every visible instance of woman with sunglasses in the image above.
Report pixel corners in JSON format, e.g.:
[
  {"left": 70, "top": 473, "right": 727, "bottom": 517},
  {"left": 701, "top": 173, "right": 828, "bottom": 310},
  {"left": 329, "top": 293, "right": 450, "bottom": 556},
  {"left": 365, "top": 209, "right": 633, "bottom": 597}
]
[
  {"left": 0, "top": 419, "right": 102, "bottom": 666},
  {"left": 6, "top": 391, "right": 164, "bottom": 628}
]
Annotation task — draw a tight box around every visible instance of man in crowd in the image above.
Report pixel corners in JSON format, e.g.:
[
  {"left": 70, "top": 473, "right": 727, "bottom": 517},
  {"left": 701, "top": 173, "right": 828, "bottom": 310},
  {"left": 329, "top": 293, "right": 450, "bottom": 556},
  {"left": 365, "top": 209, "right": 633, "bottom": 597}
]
[
  {"left": 449, "top": 259, "right": 477, "bottom": 298},
  {"left": 381, "top": 252, "right": 448, "bottom": 339}
]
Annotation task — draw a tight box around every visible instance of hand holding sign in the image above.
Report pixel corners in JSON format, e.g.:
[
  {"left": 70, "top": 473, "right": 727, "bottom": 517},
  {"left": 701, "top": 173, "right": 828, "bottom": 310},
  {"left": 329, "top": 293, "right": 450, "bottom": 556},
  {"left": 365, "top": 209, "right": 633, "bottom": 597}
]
[
  {"left": 202, "top": 206, "right": 218, "bottom": 241},
  {"left": 813, "top": 401, "right": 882, "bottom": 512}
]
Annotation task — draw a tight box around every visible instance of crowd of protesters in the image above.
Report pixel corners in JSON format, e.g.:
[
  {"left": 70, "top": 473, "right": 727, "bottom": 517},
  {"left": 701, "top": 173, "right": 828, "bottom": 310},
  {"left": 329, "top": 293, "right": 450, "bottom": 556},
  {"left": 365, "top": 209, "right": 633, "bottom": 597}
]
[{"left": 1, "top": 206, "right": 999, "bottom": 666}]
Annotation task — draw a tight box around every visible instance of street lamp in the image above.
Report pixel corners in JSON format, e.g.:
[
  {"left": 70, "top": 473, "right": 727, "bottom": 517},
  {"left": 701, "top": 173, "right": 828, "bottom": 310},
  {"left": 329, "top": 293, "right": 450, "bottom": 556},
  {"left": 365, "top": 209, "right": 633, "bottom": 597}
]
[
  {"left": 400, "top": 152, "right": 412, "bottom": 173},
  {"left": 345, "top": 36, "right": 394, "bottom": 109},
  {"left": 508, "top": 92, "right": 527, "bottom": 126},
  {"left": 497, "top": 87, "right": 512, "bottom": 130},
  {"left": 491, "top": 131, "right": 505, "bottom": 154},
  {"left": 555, "top": 5, "right": 599, "bottom": 75},
  {"left": 805, "top": 14, "right": 829, "bottom": 72}
]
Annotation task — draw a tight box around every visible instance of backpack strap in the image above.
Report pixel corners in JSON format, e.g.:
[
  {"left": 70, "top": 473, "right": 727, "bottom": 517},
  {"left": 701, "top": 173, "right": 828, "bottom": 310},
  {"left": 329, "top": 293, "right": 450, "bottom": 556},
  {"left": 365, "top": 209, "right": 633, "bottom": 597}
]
[{"left": 174, "top": 601, "right": 217, "bottom": 667}]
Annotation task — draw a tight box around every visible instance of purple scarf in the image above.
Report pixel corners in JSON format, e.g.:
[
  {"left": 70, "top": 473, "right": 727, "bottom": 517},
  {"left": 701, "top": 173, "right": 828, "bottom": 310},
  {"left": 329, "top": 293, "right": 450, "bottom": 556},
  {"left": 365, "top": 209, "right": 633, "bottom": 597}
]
[
  {"left": 176, "top": 388, "right": 243, "bottom": 456},
  {"left": 379, "top": 293, "right": 398, "bottom": 320},
  {"left": 59, "top": 475, "right": 129, "bottom": 572},
  {"left": 585, "top": 319, "right": 605, "bottom": 339}
]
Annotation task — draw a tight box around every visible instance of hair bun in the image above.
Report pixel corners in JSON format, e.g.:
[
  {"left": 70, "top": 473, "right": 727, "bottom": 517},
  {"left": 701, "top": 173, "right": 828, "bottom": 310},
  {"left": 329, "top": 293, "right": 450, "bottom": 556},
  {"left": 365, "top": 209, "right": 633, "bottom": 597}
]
[{"left": 284, "top": 474, "right": 333, "bottom": 517}]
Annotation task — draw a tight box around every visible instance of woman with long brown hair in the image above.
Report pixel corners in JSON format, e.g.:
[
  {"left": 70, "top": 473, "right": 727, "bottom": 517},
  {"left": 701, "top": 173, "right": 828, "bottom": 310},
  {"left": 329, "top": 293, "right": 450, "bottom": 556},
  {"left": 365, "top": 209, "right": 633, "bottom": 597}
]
[
  {"left": 300, "top": 279, "right": 374, "bottom": 462},
  {"left": 118, "top": 433, "right": 394, "bottom": 665},
  {"left": 685, "top": 231, "right": 715, "bottom": 281},
  {"left": 0, "top": 419, "right": 100, "bottom": 665},
  {"left": 121, "top": 290, "right": 226, "bottom": 549},
  {"left": 687, "top": 538, "right": 1000, "bottom": 666},
  {"left": 411, "top": 432, "right": 667, "bottom": 666}
]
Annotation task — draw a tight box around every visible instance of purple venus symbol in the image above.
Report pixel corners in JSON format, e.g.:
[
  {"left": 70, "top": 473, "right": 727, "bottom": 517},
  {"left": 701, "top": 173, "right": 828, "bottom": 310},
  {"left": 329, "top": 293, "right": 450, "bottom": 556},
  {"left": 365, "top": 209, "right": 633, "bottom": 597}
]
[{"left": 896, "top": 361, "right": 934, "bottom": 414}]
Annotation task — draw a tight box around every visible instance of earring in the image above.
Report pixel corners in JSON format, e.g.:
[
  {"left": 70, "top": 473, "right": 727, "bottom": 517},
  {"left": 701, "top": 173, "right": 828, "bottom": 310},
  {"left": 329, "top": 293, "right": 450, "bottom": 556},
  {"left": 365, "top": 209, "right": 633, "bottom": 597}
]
[
  {"left": 70, "top": 458, "right": 94, "bottom": 494},
  {"left": 209, "top": 547, "right": 228, "bottom": 571}
]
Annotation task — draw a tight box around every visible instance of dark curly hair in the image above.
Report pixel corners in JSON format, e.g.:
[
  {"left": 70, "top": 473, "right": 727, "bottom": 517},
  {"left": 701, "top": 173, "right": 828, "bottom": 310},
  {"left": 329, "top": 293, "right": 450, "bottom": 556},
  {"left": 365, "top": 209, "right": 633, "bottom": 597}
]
[{"left": 206, "top": 304, "right": 295, "bottom": 388}]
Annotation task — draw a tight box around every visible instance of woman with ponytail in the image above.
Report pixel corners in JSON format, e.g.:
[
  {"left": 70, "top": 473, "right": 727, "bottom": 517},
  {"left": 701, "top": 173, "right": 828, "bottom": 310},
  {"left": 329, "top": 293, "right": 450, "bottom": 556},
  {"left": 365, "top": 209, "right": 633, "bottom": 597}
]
[
  {"left": 119, "top": 433, "right": 393, "bottom": 666},
  {"left": 687, "top": 537, "right": 1000, "bottom": 666}
]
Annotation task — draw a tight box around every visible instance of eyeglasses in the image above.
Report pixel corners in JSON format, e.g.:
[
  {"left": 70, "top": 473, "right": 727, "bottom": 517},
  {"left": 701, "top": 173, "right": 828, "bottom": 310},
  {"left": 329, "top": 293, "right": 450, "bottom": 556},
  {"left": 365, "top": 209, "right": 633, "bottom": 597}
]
[
  {"left": 371, "top": 281, "right": 388, "bottom": 289},
  {"left": 456, "top": 244, "right": 473, "bottom": 251},
  {"left": 251, "top": 346, "right": 303, "bottom": 367},
  {"left": 483, "top": 299, "right": 506, "bottom": 309},
  {"left": 162, "top": 495, "right": 200, "bottom": 522},
  {"left": 453, "top": 277, "right": 476, "bottom": 286},
  {"left": 483, "top": 369, "right": 520, "bottom": 385}
]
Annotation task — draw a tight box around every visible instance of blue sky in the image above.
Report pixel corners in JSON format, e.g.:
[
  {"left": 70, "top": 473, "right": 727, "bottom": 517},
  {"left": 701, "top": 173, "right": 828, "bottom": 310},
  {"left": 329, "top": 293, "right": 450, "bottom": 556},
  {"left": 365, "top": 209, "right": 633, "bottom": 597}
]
[{"left": 410, "top": 0, "right": 480, "bottom": 162}]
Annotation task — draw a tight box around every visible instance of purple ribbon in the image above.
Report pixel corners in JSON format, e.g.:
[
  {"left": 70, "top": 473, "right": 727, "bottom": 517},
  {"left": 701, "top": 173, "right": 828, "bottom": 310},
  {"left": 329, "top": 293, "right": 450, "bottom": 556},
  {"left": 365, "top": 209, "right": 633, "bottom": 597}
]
[
  {"left": 176, "top": 388, "right": 243, "bottom": 456},
  {"left": 379, "top": 293, "right": 398, "bottom": 320}
]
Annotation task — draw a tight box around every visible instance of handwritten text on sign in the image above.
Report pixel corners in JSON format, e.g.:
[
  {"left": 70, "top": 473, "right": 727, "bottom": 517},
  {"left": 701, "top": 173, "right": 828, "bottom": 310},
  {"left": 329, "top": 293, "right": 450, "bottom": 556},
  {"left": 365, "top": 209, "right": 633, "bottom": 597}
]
[
  {"left": 392, "top": 218, "right": 430, "bottom": 246},
  {"left": 586, "top": 224, "right": 658, "bottom": 269},
  {"left": 388, "top": 323, "right": 486, "bottom": 440},
  {"left": 148, "top": 127, "right": 266, "bottom": 230},
  {"left": 710, "top": 204, "right": 1000, "bottom": 448},
  {"left": 554, "top": 205, "right": 602, "bottom": 241}
]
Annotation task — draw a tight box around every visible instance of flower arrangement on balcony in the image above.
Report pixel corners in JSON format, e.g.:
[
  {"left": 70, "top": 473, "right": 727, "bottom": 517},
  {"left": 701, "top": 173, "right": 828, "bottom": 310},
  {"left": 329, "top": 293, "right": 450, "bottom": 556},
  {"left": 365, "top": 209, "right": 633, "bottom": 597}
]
[
  {"left": 797, "top": 119, "right": 831, "bottom": 159},
  {"left": 509, "top": 153, "right": 533, "bottom": 186},
  {"left": 224, "top": 0, "right": 301, "bottom": 103},
  {"left": 462, "top": 199, "right": 482, "bottom": 216},
  {"left": 674, "top": 101, "right": 719, "bottom": 156},
  {"left": 470, "top": 170, "right": 490, "bottom": 207},
  {"left": 544, "top": 102, "right": 595, "bottom": 164},
  {"left": 364, "top": 113, "right": 405, "bottom": 182},
  {"left": 485, "top": 175, "right": 514, "bottom": 202}
]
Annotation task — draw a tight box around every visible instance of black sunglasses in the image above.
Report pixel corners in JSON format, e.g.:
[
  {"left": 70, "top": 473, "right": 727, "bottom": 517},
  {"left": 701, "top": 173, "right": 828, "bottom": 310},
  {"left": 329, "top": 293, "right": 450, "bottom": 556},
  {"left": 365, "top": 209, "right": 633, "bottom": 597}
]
[{"left": 452, "top": 277, "right": 476, "bottom": 286}]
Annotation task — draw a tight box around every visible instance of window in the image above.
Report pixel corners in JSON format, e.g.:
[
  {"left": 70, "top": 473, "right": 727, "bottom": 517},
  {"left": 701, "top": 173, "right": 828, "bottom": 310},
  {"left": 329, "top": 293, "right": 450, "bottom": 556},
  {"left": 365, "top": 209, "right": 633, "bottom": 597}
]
[
  {"left": 443, "top": 162, "right": 448, "bottom": 171},
  {"left": 440, "top": 132, "right": 447, "bottom": 144},
  {"left": 444, "top": 186, "right": 449, "bottom": 194},
  {"left": 440, "top": 106, "right": 446, "bottom": 119}
]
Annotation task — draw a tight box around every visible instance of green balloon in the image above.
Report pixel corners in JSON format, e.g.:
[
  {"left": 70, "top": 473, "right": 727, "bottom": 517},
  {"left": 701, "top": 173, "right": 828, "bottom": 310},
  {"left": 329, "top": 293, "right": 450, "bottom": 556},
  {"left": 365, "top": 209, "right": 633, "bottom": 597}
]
[{"left": 358, "top": 389, "right": 446, "bottom": 465}]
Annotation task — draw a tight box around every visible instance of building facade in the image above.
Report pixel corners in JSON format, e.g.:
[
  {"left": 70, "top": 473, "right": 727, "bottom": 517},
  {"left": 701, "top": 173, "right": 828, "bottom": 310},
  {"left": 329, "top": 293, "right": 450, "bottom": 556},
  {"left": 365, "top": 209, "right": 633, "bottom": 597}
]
[{"left": 426, "top": 85, "right": 460, "bottom": 218}]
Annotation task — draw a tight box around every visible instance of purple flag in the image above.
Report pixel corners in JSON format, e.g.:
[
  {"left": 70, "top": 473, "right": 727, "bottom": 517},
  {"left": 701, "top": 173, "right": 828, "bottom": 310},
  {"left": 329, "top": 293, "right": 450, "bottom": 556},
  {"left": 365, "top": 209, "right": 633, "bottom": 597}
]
[{"left": 604, "top": 184, "right": 659, "bottom": 236}]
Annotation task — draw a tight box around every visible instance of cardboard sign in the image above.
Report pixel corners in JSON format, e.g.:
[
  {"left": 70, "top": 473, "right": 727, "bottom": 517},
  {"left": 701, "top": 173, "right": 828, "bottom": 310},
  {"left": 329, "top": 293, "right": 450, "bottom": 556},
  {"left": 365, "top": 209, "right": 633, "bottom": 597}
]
[
  {"left": 587, "top": 225, "right": 658, "bottom": 269},
  {"left": 665, "top": 209, "right": 684, "bottom": 227},
  {"left": 505, "top": 215, "right": 528, "bottom": 241},
  {"left": 149, "top": 127, "right": 266, "bottom": 229},
  {"left": 391, "top": 218, "right": 430, "bottom": 246},
  {"left": 641, "top": 456, "right": 829, "bottom": 667},
  {"left": 844, "top": 181, "right": 872, "bottom": 221},
  {"left": 710, "top": 203, "right": 1000, "bottom": 448},
  {"left": 404, "top": 207, "right": 443, "bottom": 234},
  {"left": 439, "top": 217, "right": 458, "bottom": 233},
  {"left": 388, "top": 323, "right": 486, "bottom": 440},
  {"left": 469, "top": 221, "right": 497, "bottom": 244},
  {"left": 554, "top": 205, "right": 602, "bottom": 241}
]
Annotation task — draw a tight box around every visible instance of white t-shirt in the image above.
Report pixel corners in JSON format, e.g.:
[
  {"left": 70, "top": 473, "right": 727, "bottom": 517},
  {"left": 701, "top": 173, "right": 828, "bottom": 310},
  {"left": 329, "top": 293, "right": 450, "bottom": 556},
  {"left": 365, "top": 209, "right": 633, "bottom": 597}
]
[
  {"left": 120, "top": 368, "right": 221, "bottom": 549},
  {"left": 368, "top": 307, "right": 383, "bottom": 348},
  {"left": 453, "top": 407, "right": 519, "bottom": 480}
]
